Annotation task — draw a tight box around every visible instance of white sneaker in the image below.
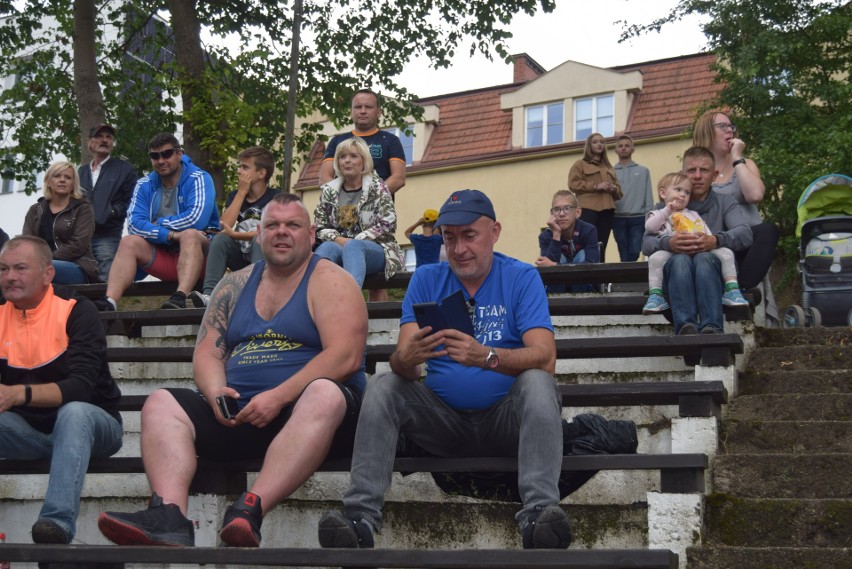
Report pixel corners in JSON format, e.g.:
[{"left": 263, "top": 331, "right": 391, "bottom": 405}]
[{"left": 188, "top": 291, "right": 209, "bottom": 308}]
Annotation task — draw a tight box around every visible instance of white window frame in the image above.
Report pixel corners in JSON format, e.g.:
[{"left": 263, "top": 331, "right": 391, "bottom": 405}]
[
  {"left": 574, "top": 94, "right": 614, "bottom": 141},
  {"left": 383, "top": 126, "right": 414, "bottom": 166},
  {"left": 525, "top": 102, "right": 564, "bottom": 148}
]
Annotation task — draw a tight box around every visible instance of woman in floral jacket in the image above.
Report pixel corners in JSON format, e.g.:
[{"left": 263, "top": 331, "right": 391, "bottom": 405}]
[{"left": 313, "top": 137, "right": 403, "bottom": 287}]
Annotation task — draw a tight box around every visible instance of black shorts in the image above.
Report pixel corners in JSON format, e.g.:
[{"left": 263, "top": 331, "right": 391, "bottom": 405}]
[{"left": 165, "top": 380, "right": 361, "bottom": 463}]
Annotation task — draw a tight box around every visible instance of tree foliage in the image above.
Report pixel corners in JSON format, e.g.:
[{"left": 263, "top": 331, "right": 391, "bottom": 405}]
[
  {"left": 1, "top": 0, "right": 555, "bottom": 195},
  {"left": 622, "top": 0, "right": 851, "bottom": 265}
]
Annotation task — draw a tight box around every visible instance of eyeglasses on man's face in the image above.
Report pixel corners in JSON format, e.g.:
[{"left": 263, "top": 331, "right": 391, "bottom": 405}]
[
  {"left": 550, "top": 205, "right": 577, "bottom": 215},
  {"left": 713, "top": 122, "right": 737, "bottom": 133},
  {"left": 149, "top": 147, "right": 181, "bottom": 161}
]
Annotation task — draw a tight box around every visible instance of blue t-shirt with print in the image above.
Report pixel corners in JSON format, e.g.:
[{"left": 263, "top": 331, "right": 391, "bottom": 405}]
[{"left": 400, "top": 252, "right": 553, "bottom": 410}]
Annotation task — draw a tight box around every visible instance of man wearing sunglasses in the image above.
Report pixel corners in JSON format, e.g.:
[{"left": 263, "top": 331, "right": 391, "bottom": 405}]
[{"left": 95, "top": 133, "right": 220, "bottom": 311}]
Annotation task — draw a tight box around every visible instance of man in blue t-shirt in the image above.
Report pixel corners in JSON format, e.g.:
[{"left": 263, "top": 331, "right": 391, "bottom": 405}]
[{"left": 319, "top": 190, "right": 572, "bottom": 550}]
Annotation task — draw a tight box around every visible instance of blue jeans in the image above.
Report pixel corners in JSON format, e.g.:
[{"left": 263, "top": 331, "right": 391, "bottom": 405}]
[
  {"left": 51, "top": 261, "right": 87, "bottom": 285},
  {"left": 663, "top": 252, "right": 723, "bottom": 333},
  {"left": 342, "top": 370, "right": 563, "bottom": 531},
  {"left": 202, "top": 232, "right": 263, "bottom": 295},
  {"left": 0, "top": 402, "right": 123, "bottom": 540},
  {"left": 315, "top": 239, "right": 385, "bottom": 287},
  {"left": 92, "top": 234, "right": 121, "bottom": 282},
  {"left": 612, "top": 216, "right": 644, "bottom": 262}
]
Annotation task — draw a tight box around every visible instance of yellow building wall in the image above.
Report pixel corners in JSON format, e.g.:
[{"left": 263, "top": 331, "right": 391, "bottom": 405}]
[{"left": 300, "top": 135, "right": 691, "bottom": 266}]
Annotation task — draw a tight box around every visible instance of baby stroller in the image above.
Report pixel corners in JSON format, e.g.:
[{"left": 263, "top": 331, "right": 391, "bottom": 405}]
[{"left": 783, "top": 173, "right": 852, "bottom": 328}]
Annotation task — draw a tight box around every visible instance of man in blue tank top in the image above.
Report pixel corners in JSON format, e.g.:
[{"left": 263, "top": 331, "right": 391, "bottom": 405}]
[
  {"left": 319, "top": 190, "right": 572, "bottom": 550},
  {"left": 98, "top": 194, "right": 369, "bottom": 548}
]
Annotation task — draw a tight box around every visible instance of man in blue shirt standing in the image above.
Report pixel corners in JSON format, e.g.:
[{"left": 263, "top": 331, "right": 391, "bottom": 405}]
[{"left": 318, "top": 189, "right": 572, "bottom": 550}]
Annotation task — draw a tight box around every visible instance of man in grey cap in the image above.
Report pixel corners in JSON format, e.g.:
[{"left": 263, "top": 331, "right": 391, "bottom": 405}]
[
  {"left": 319, "top": 189, "right": 571, "bottom": 550},
  {"left": 78, "top": 124, "right": 139, "bottom": 281}
]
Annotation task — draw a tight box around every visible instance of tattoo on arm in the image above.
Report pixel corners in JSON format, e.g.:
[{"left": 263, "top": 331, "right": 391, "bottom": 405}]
[{"left": 197, "top": 272, "right": 251, "bottom": 360}]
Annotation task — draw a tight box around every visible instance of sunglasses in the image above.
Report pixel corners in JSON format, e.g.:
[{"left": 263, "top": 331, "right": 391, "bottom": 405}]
[{"left": 148, "top": 147, "right": 181, "bottom": 160}]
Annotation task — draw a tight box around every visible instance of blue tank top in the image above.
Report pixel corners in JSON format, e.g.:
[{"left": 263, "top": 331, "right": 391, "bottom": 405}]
[{"left": 225, "top": 256, "right": 366, "bottom": 407}]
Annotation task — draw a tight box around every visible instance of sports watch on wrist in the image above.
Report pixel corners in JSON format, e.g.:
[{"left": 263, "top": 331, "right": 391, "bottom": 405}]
[
  {"left": 732, "top": 158, "right": 746, "bottom": 168},
  {"left": 483, "top": 347, "right": 499, "bottom": 369}
]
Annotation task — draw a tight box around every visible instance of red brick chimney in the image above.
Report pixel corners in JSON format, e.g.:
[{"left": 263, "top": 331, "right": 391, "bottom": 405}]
[{"left": 512, "top": 53, "right": 546, "bottom": 83}]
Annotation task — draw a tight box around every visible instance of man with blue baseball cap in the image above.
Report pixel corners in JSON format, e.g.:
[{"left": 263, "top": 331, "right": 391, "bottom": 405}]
[{"left": 319, "top": 189, "right": 572, "bottom": 550}]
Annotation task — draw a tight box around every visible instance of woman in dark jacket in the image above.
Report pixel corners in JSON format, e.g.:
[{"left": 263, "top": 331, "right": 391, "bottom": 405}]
[{"left": 23, "top": 161, "right": 100, "bottom": 284}]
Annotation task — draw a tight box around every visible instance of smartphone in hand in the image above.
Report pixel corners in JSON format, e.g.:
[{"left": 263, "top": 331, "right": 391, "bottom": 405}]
[{"left": 215, "top": 394, "right": 239, "bottom": 419}]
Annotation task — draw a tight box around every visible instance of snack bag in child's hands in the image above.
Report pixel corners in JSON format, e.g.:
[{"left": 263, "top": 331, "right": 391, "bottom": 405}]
[{"left": 671, "top": 212, "right": 706, "bottom": 234}]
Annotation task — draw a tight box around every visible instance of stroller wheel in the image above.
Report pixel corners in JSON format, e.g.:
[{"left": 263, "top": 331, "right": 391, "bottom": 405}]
[
  {"left": 783, "top": 305, "right": 806, "bottom": 328},
  {"left": 806, "top": 307, "right": 822, "bottom": 328}
]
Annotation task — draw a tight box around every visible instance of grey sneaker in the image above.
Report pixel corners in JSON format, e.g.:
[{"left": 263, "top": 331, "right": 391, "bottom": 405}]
[
  {"left": 98, "top": 493, "right": 195, "bottom": 547},
  {"left": 188, "top": 291, "right": 209, "bottom": 308},
  {"left": 521, "top": 505, "right": 572, "bottom": 549},
  {"left": 677, "top": 323, "right": 699, "bottom": 335},
  {"left": 318, "top": 511, "right": 374, "bottom": 548}
]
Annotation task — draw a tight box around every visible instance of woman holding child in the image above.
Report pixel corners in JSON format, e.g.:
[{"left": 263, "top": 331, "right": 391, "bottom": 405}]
[
  {"left": 568, "top": 133, "right": 622, "bottom": 262},
  {"left": 22, "top": 161, "right": 100, "bottom": 284},
  {"left": 313, "top": 137, "right": 403, "bottom": 287}
]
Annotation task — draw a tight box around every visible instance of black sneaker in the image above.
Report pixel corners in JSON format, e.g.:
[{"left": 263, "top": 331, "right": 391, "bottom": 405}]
[
  {"left": 219, "top": 492, "right": 263, "bottom": 547},
  {"left": 700, "top": 325, "right": 723, "bottom": 335},
  {"left": 161, "top": 292, "right": 187, "bottom": 309},
  {"left": 187, "top": 291, "right": 209, "bottom": 308},
  {"left": 93, "top": 297, "right": 115, "bottom": 312},
  {"left": 521, "top": 505, "right": 572, "bottom": 549},
  {"left": 318, "top": 511, "right": 375, "bottom": 548},
  {"left": 98, "top": 493, "right": 195, "bottom": 547},
  {"left": 32, "top": 518, "right": 70, "bottom": 544}
]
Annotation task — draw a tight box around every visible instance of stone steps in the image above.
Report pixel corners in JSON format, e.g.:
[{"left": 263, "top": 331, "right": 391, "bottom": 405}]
[
  {"left": 702, "top": 496, "right": 852, "bottom": 547},
  {"left": 724, "top": 393, "right": 851, "bottom": 421},
  {"left": 712, "top": 453, "right": 852, "bottom": 499},
  {"left": 687, "top": 546, "right": 852, "bottom": 569},
  {"left": 689, "top": 329, "right": 852, "bottom": 569},
  {"left": 738, "top": 369, "right": 851, "bottom": 395},
  {"left": 722, "top": 420, "right": 852, "bottom": 454}
]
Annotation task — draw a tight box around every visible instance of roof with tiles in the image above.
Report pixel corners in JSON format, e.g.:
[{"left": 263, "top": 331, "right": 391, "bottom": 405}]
[
  {"left": 295, "top": 52, "right": 720, "bottom": 189},
  {"left": 616, "top": 53, "right": 722, "bottom": 134}
]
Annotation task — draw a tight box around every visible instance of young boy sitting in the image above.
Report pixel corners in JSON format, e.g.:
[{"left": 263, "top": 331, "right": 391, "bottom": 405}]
[{"left": 642, "top": 172, "right": 748, "bottom": 315}]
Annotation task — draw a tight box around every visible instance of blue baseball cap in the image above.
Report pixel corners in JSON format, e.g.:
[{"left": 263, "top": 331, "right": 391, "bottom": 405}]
[{"left": 434, "top": 189, "right": 496, "bottom": 228}]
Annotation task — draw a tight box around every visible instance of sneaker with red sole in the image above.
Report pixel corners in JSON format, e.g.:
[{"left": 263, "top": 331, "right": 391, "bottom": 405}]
[
  {"left": 219, "top": 492, "right": 263, "bottom": 547},
  {"left": 98, "top": 493, "right": 194, "bottom": 547}
]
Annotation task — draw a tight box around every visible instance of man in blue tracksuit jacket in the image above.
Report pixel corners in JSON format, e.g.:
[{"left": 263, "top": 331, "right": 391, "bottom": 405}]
[{"left": 96, "top": 133, "right": 220, "bottom": 311}]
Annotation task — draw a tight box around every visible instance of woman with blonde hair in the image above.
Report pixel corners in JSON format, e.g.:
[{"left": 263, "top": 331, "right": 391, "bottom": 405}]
[
  {"left": 693, "top": 109, "right": 779, "bottom": 292},
  {"left": 22, "top": 161, "right": 100, "bottom": 284},
  {"left": 313, "top": 137, "right": 403, "bottom": 287},
  {"left": 568, "top": 133, "right": 622, "bottom": 262}
]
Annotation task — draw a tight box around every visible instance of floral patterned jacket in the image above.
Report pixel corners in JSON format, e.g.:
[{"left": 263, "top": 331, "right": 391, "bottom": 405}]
[{"left": 314, "top": 173, "right": 404, "bottom": 280}]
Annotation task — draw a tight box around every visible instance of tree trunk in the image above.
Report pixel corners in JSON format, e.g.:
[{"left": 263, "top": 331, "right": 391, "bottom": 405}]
[
  {"left": 73, "top": 0, "right": 105, "bottom": 164},
  {"left": 164, "top": 0, "right": 224, "bottom": 195}
]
